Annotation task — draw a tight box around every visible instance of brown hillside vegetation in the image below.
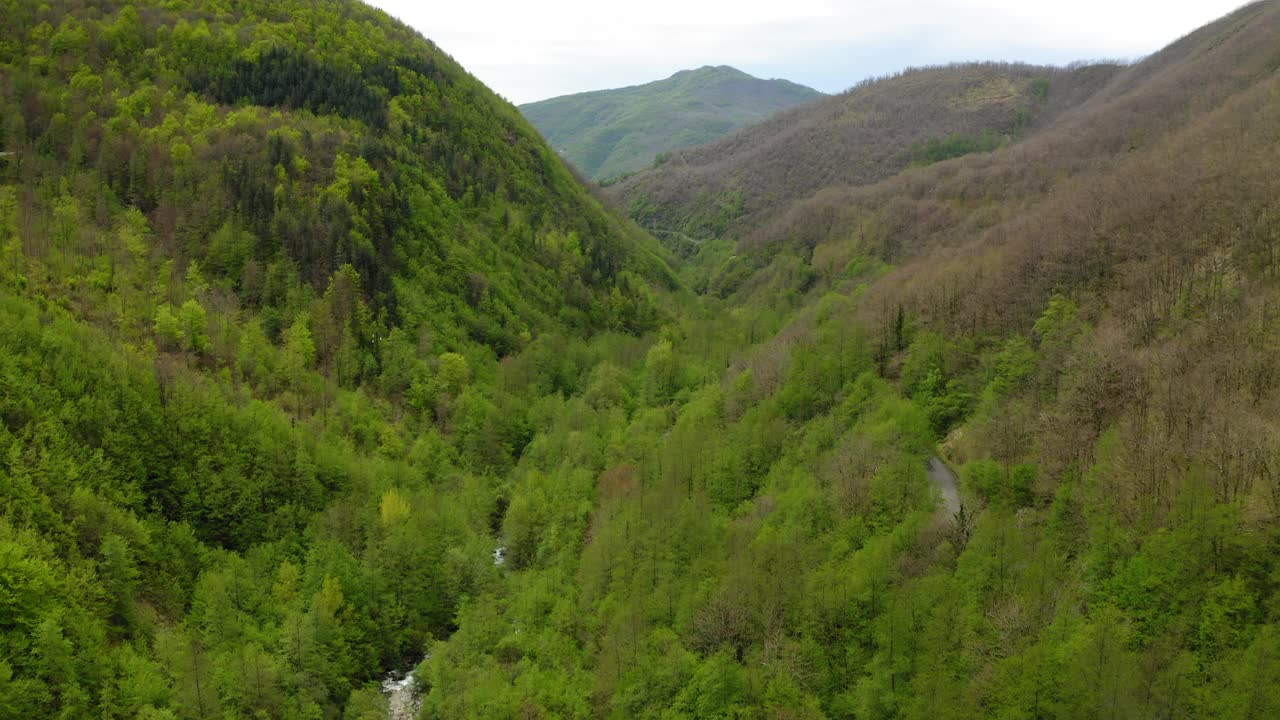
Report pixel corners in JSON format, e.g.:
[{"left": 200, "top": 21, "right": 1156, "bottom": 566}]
[
  {"left": 740, "top": 0, "right": 1280, "bottom": 319},
  {"left": 720, "top": 0, "right": 1280, "bottom": 512},
  {"left": 609, "top": 61, "right": 1120, "bottom": 240}
]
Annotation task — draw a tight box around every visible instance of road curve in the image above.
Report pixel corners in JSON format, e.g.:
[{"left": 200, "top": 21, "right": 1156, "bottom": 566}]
[{"left": 927, "top": 457, "right": 961, "bottom": 515}]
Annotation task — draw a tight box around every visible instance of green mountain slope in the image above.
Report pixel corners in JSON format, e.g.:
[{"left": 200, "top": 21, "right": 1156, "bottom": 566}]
[
  {"left": 0, "top": 0, "right": 676, "bottom": 717},
  {"left": 519, "top": 65, "right": 823, "bottom": 181}
]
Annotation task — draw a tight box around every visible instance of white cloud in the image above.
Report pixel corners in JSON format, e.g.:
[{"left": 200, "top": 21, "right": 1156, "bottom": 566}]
[{"left": 367, "top": 0, "right": 1250, "bottom": 103}]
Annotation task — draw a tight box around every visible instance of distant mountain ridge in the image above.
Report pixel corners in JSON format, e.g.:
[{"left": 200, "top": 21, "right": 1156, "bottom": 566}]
[
  {"left": 609, "top": 61, "right": 1122, "bottom": 245},
  {"left": 519, "top": 65, "right": 823, "bottom": 180}
]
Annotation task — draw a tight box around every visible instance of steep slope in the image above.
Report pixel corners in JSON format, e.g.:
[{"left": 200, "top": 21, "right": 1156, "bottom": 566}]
[
  {"left": 2, "top": 0, "right": 673, "bottom": 352},
  {"left": 520, "top": 65, "right": 823, "bottom": 181},
  {"left": 734, "top": 0, "right": 1280, "bottom": 298},
  {"left": 0, "top": 1, "right": 676, "bottom": 717},
  {"left": 611, "top": 61, "right": 1119, "bottom": 243}
]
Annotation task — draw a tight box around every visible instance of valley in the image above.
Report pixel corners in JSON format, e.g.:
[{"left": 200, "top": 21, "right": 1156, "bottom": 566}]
[{"left": 2, "top": 1, "right": 1280, "bottom": 719}]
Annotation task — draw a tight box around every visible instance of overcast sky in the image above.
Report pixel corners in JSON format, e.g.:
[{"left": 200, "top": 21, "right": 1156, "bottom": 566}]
[{"left": 366, "top": 0, "right": 1248, "bottom": 105}]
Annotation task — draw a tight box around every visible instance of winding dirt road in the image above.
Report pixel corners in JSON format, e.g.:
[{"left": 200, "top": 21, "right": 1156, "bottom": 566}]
[{"left": 927, "top": 457, "right": 961, "bottom": 515}]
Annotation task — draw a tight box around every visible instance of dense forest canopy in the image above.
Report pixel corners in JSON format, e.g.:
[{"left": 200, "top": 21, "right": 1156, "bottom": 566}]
[
  {"left": 5, "top": 0, "right": 1280, "bottom": 719},
  {"left": 0, "top": 0, "right": 672, "bottom": 717}
]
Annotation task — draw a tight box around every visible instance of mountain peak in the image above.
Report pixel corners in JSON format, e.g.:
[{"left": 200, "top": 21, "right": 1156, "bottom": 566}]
[
  {"left": 676, "top": 65, "right": 750, "bottom": 78},
  {"left": 520, "top": 67, "right": 823, "bottom": 179}
]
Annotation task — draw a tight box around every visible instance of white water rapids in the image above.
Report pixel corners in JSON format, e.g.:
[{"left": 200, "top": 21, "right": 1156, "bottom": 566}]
[
  {"left": 380, "top": 549, "right": 505, "bottom": 717},
  {"left": 382, "top": 655, "right": 428, "bottom": 720}
]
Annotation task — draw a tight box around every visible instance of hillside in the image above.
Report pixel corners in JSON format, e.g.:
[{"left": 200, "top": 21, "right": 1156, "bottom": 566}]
[
  {"left": 610, "top": 61, "right": 1119, "bottom": 244},
  {"left": 0, "top": 1, "right": 675, "bottom": 717},
  {"left": 519, "top": 65, "right": 823, "bottom": 181}
]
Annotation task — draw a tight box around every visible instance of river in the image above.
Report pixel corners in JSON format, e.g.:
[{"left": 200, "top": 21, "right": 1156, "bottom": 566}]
[{"left": 382, "top": 655, "right": 427, "bottom": 720}]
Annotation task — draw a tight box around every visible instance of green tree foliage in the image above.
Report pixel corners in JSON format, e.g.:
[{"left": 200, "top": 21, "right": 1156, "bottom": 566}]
[
  {"left": 4, "top": 0, "right": 1280, "bottom": 718},
  {"left": 908, "top": 130, "right": 1004, "bottom": 165},
  {"left": 0, "top": 0, "right": 676, "bottom": 715}
]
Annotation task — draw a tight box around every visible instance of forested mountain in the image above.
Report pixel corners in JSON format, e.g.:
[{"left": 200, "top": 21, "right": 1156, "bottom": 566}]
[
  {"left": 6, "top": 0, "right": 1280, "bottom": 719},
  {"left": 0, "top": 1, "right": 673, "bottom": 717},
  {"left": 610, "top": 61, "right": 1119, "bottom": 244},
  {"left": 519, "top": 66, "right": 823, "bottom": 181}
]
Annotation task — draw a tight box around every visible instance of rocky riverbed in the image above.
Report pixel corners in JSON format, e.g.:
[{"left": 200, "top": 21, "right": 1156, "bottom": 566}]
[{"left": 382, "top": 656, "right": 427, "bottom": 720}]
